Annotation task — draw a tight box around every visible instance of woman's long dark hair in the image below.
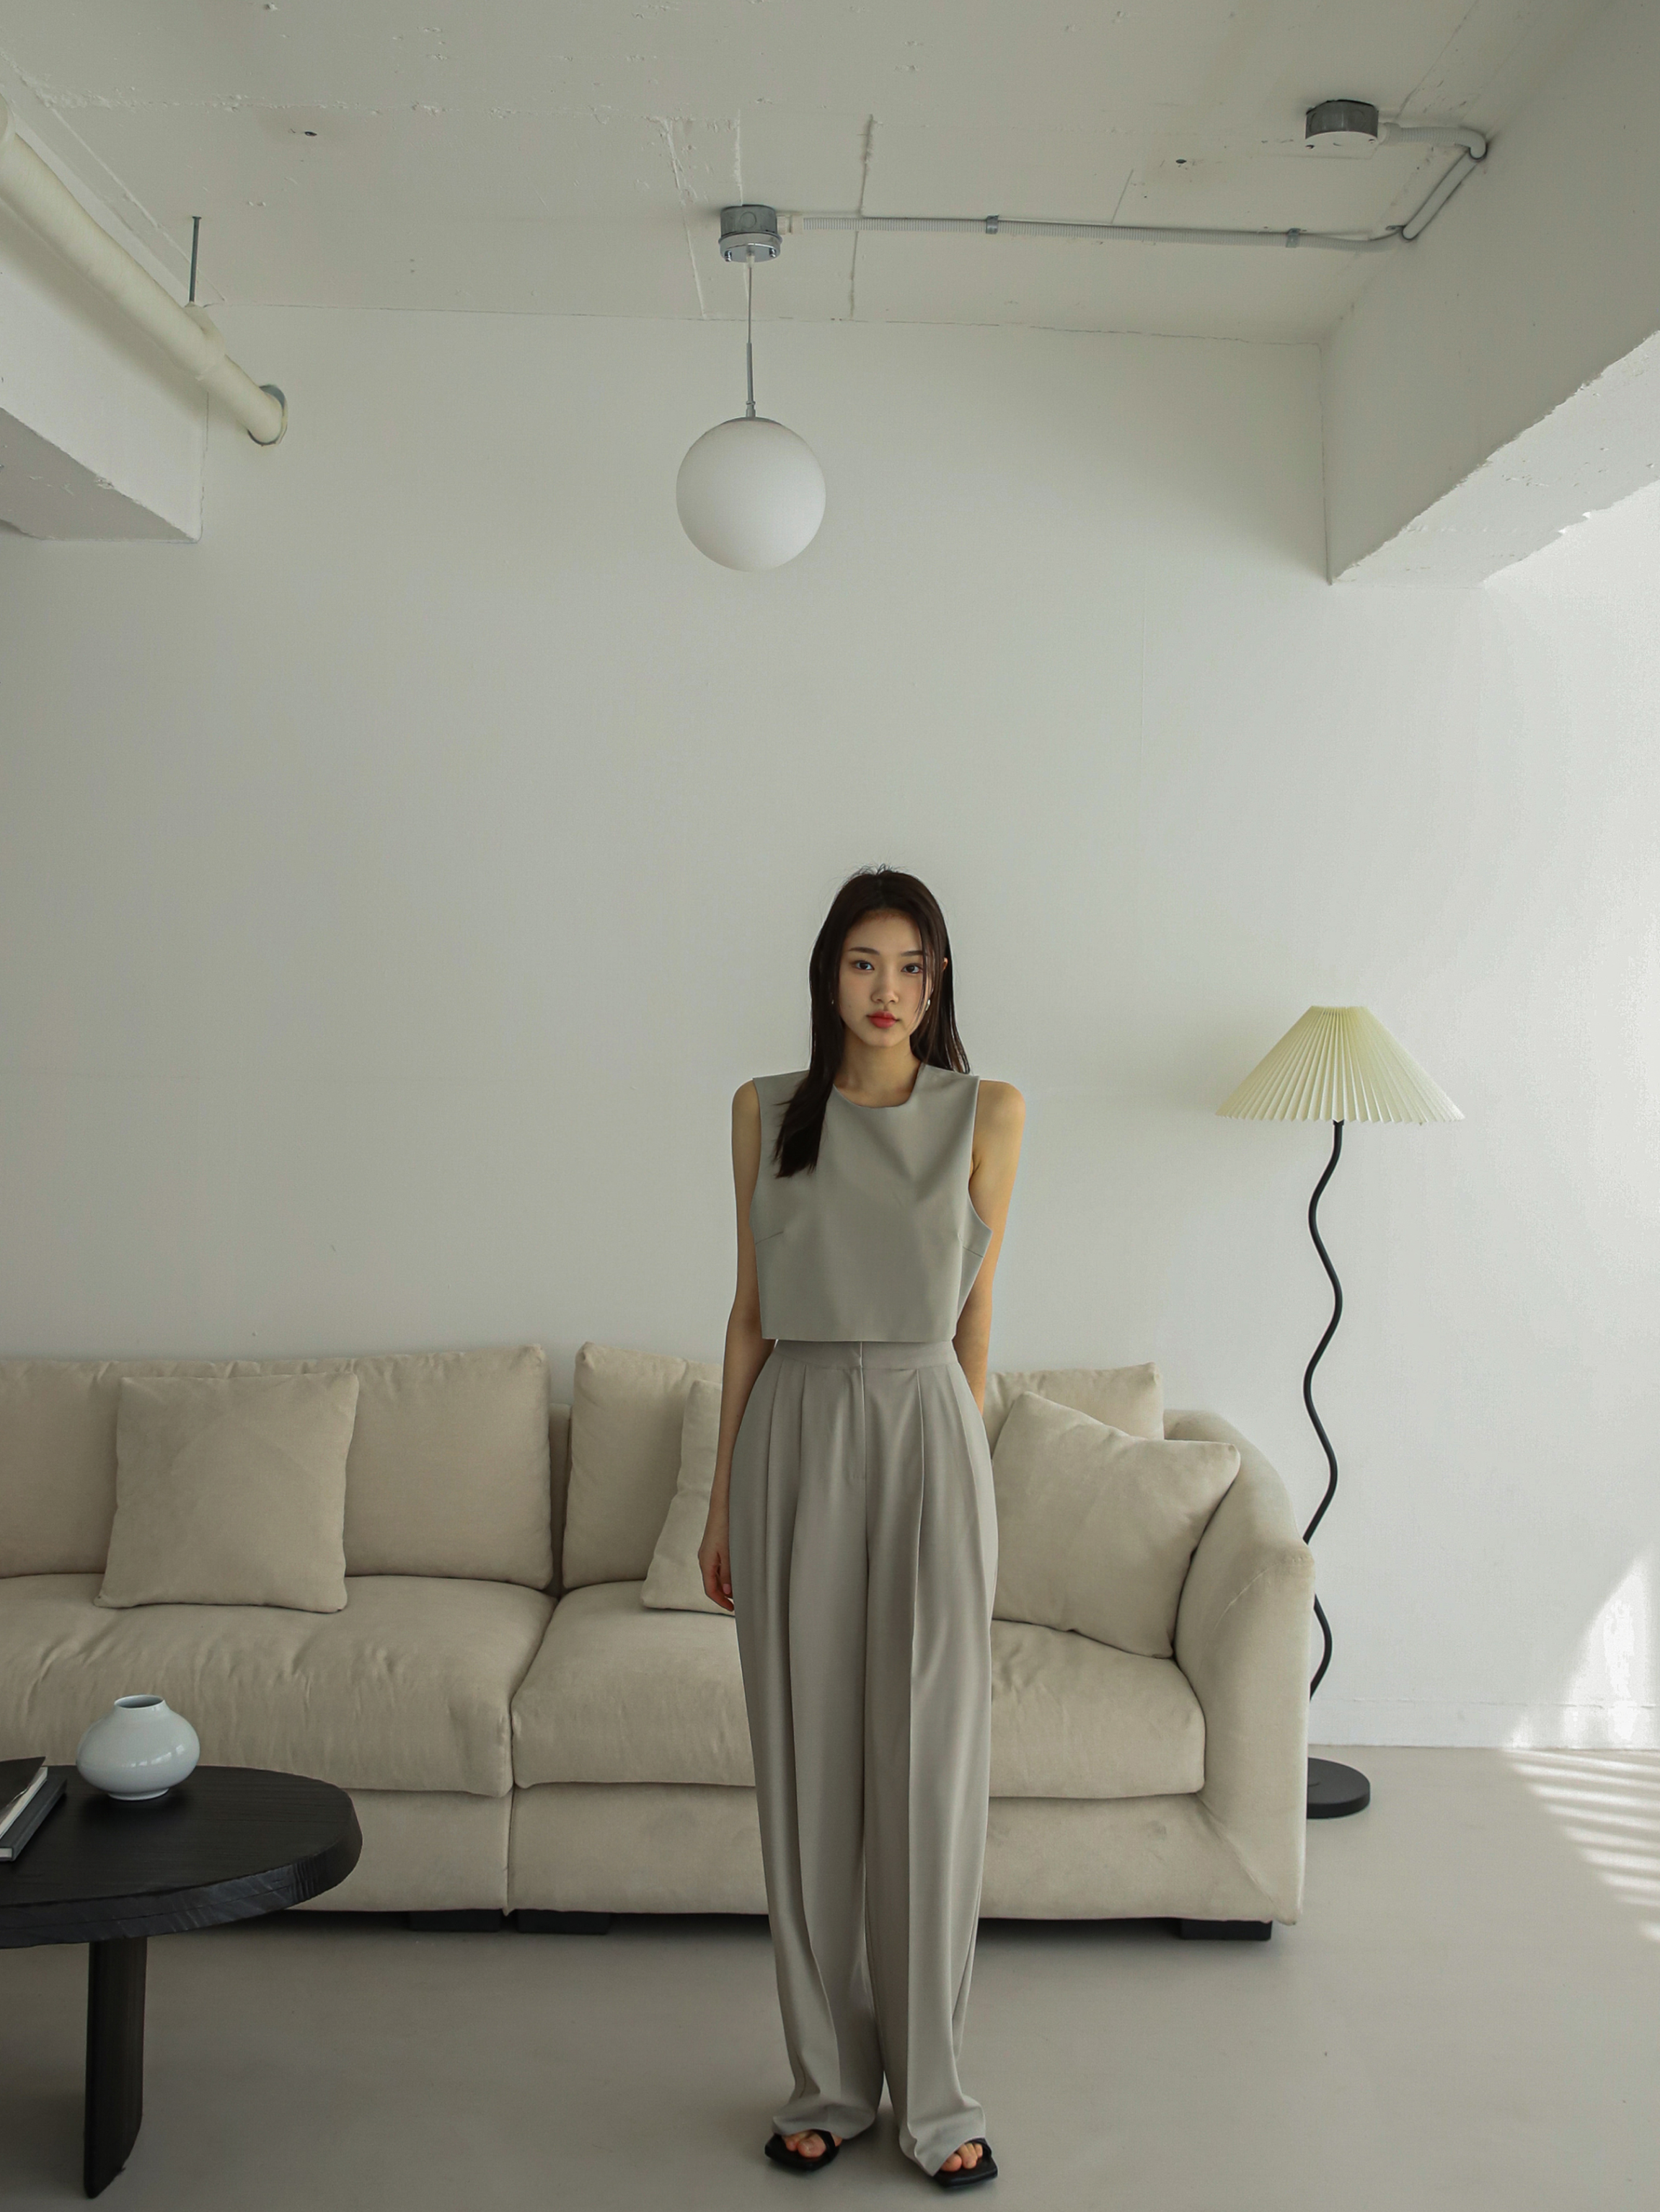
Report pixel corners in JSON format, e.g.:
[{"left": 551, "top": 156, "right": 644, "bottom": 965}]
[{"left": 772, "top": 866, "right": 968, "bottom": 1177}]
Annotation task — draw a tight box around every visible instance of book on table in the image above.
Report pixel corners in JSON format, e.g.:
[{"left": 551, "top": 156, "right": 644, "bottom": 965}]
[
  {"left": 0, "top": 1756, "right": 66, "bottom": 1862},
  {"left": 0, "top": 1758, "right": 46, "bottom": 1835}
]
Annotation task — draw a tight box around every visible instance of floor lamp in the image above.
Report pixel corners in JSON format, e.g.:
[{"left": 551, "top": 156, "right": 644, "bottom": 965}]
[{"left": 1218, "top": 1007, "right": 1461, "bottom": 1821}]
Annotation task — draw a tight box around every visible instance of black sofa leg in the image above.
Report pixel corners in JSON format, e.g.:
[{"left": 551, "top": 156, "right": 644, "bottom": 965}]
[
  {"left": 516, "top": 1910, "right": 614, "bottom": 1934},
  {"left": 406, "top": 1910, "right": 510, "bottom": 1932},
  {"left": 1175, "top": 1918, "right": 1273, "bottom": 1941}
]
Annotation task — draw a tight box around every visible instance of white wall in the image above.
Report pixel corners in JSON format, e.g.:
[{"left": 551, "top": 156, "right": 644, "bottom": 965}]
[{"left": 1, "top": 304, "right": 1655, "bottom": 1751}]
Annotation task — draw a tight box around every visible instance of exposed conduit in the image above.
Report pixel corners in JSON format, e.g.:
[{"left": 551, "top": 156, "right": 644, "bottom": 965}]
[
  {"left": 0, "top": 94, "right": 286, "bottom": 446},
  {"left": 782, "top": 120, "right": 1487, "bottom": 257}
]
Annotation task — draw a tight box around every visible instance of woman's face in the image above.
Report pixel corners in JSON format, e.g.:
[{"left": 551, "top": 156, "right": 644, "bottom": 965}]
[{"left": 836, "top": 908, "right": 942, "bottom": 1051}]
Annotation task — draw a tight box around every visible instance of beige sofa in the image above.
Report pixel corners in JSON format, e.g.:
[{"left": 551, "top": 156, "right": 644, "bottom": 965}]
[{"left": 0, "top": 1344, "right": 1315, "bottom": 1927}]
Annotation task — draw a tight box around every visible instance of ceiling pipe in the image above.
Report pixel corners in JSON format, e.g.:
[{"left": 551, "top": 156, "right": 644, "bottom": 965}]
[
  {"left": 0, "top": 94, "right": 285, "bottom": 446},
  {"left": 781, "top": 114, "right": 1487, "bottom": 258},
  {"left": 1381, "top": 119, "right": 1487, "bottom": 240},
  {"left": 1381, "top": 121, "right": 1487, "bottom": 159},
  {"left": 787, "top": 211, "right": 1400, "bottom": 252}
]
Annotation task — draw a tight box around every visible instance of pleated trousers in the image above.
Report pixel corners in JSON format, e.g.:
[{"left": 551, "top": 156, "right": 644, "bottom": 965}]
[{"left": 728, "top": 1337, "right": 997, "bottom": 2176}]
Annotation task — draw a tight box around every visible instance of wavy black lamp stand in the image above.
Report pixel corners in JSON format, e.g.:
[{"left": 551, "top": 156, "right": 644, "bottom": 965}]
[
  {"left": 1216, "top": 1005, "right": 1462, "bottom": 1825},
  {"left": 1302, "top": 1122, "right": 1371, "bottom": 1819}
]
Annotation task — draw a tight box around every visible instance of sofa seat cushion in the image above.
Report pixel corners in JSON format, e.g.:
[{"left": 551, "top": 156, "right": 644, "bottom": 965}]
[
  {"left": 513, "top": 1581, "right": 754, "bottom": 1788},
  {"left": 510, "top": 1580, "right": 1204, "bottom": 1800},
  {"left": 990, "top": 1619, "right": 1204, "bottom": 1797},
  {"left": 0, "top": 1574, "right": 550, "bottom": 1796}
]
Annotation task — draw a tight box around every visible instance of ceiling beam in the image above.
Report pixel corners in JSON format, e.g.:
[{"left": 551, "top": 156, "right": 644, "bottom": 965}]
[
  {"left": 1323, "top": 0, "right": 1660, "bottom": 584},
  {"left": 0, "top": 125, "right": 203, "bottom": 541}
]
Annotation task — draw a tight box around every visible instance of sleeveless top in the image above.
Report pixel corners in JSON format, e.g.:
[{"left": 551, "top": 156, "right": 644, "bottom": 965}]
[{"left": 749, "top": 1064, "right": 993, "bottom": 1342}]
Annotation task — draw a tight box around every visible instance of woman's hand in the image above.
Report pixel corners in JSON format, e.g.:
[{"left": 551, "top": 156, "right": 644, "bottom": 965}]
[{"left": 699, "top": 1508, "right": 735, "bottom": 1613}]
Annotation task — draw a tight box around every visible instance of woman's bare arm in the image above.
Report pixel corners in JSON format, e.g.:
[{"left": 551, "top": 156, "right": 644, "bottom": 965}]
[
  {"left": 953, "top": 1079, "right": 1025, "bottom": 1413},
  {"left": 699, "top": 1079, "right": 772, "bottom": 1612}
]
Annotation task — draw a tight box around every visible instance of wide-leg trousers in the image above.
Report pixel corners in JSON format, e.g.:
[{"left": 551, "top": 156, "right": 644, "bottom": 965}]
[{"left": 728, "top": 1337, "right": 997, "bottom": 2176}]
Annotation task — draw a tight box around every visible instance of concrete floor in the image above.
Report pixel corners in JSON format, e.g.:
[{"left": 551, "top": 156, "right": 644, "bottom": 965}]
[{"left": 1, "top": 1748, "right": 1656, "bottom": 2210}]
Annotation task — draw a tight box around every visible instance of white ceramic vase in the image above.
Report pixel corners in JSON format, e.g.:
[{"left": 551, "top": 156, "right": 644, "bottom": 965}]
[{"left": 76, "top": 1694, "right": 200, "bottom": 1801}]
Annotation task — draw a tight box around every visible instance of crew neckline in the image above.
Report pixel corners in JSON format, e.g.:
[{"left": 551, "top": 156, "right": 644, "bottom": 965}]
[{"left": 831, "top": 1066, "right": 928, "bottom": 1111}]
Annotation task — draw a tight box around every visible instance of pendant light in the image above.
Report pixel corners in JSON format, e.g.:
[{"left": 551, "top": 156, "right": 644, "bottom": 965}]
[{"left": 676, "top": 205, "right": 825, "bottom": 571}]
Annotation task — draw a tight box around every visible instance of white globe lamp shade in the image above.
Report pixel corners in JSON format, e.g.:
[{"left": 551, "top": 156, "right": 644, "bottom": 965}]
[{"left": 676, "top": 415, "right": 826, "bottom": 571}]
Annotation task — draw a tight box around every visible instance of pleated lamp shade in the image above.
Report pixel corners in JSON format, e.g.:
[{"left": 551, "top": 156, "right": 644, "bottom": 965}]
[{"left": 1217, "top": 1006, "right": 1462, "bottom": 1124}]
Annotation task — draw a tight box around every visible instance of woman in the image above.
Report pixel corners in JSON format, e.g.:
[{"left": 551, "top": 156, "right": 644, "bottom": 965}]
[{"left": 699, "top": 866, "right": 1025, "bottom": 2188}]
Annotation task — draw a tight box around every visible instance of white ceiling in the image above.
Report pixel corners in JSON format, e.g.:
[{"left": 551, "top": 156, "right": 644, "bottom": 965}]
[{"left": 0, "top": 1, "right": 1602, "bottom": 342}]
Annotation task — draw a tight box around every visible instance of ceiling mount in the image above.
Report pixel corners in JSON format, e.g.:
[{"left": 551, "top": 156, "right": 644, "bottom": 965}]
[
  {"left": 1304, "top": 99, "right": 1382, "bottom": 153},
  {"left": 719, "top": 205, "right": 782, "bottom": 263}
]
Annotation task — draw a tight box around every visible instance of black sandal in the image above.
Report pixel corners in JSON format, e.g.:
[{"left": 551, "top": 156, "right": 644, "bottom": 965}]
[
  {"left": 932, "top": 2138, "right": 997, "bottom": 2188},
  {"left": 765, "top": 2131, "right": 844, "bottom": 2173}
]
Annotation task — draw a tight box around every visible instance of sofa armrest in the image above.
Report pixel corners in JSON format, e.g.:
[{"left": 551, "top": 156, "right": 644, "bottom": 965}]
[{"left": 1169, "top": 1410, "right": 1315, "bottom": 1921}]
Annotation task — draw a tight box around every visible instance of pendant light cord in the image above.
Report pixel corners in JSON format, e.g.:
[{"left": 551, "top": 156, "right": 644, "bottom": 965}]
[{"left": 745, "top": 261, "right": 756, "bottom": 418}]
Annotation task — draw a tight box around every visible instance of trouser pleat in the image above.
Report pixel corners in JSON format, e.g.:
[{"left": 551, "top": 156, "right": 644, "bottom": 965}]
[{"left": 729, "top": 1342, "right": 996, "bottom": 2175}]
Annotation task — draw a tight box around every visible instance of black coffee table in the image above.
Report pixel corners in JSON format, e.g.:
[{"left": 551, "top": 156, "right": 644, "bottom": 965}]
[{"left": 0, "top": 1765, "right": 360, "bottom": 2196}]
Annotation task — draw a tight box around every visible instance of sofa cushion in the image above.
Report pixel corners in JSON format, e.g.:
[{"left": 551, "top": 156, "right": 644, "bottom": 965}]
[
  {"left": 513, "top": 1581, "right": 751, "bottom": 1788},
  {"left": 993, "top": 1392, "right": 1239, "bottom": 1658},
  {"left": 99, "top": 1371, "right": 358, "bottom": 1613},
  {"left": 561, "top": 1346, "right": 1160, "bottom": 1591},
  {"left": 335, "top": 1346, "right": 551, "bottom": 1586},
  {"left": 641, "top": 1380, "right": 726, "bottom": 1615},
  {"left": 0, "top": 1573, "right": 550, "bottom": 1795},
  {"left": 511, "top": 1580, "right": 1203, "bottom": 1800},
  {"left": 0, "top": 1346, "right": 552, "bottom": 1588},
  {"left": 562, "top": 1343, "right": 720, "bottom": 1591},
  {"left": 990, "top": 1619, "right": 1204, "bottom": 1796},
  {"left": 982, "top": 1363, "right": 1163, "bottom": 1452}
]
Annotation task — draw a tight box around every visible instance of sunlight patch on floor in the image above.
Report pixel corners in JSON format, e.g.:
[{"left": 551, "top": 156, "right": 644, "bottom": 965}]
[{"left": 1505, "top": 1748, "right": 1660, "bottom": 1942}]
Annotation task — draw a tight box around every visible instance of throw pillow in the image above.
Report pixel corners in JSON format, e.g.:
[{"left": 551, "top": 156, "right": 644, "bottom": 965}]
[
  {"left": 981, "top": 1363, "right": 1163, "bottom": 1452},
  {"left": 991, "top": 1390, "right": 1239, "bottom": 1657},
  {"left": 97, "top": 1371, "right": 360, "bottom": 1611},
  {"left": 641, "top": 1379, "right": 728, "bottom": 1616}
]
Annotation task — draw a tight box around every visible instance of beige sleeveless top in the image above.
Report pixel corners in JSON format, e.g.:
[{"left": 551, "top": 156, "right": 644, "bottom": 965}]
[{"left": 749, "top": 1064, "right": 993, "bottom": 1342}]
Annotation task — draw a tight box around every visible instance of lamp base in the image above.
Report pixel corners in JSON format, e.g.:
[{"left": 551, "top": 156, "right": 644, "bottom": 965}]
[{"left": 1307, "top": 1756, "right": 1371, "bottom": 1819}]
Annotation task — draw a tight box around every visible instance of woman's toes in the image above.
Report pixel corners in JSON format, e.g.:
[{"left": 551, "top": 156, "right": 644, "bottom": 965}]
[{"left": 785, "top": 2131, "right": 839, "bottom": 2158}]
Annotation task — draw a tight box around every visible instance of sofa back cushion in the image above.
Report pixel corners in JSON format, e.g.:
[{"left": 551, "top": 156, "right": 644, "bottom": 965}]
[
  {"left": 557, "top": 1345, "right": 1164, "bottom": 1591},
  {"left": 563, "top": 1342, "right": 720, "bottom": 1589},
  {"left": 641, "top": 1379, "right": 728, "bottom": 1615},
  {"left": 982, "top": 1363, "right": 1163, "bottom": 1451},
  {"left": 0, "top": 1346, "right": 552, "bottom": 1588}
]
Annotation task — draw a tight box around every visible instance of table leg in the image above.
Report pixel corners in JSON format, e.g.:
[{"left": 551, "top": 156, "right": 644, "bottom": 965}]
[{"left": 84, "top": 1937, "right": 146, "bottom": 2198}]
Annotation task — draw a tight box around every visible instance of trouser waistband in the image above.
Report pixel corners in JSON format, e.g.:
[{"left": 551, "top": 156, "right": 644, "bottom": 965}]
[{"left": 771, "top": 1339, "right": 958, "bottom": 1371}]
